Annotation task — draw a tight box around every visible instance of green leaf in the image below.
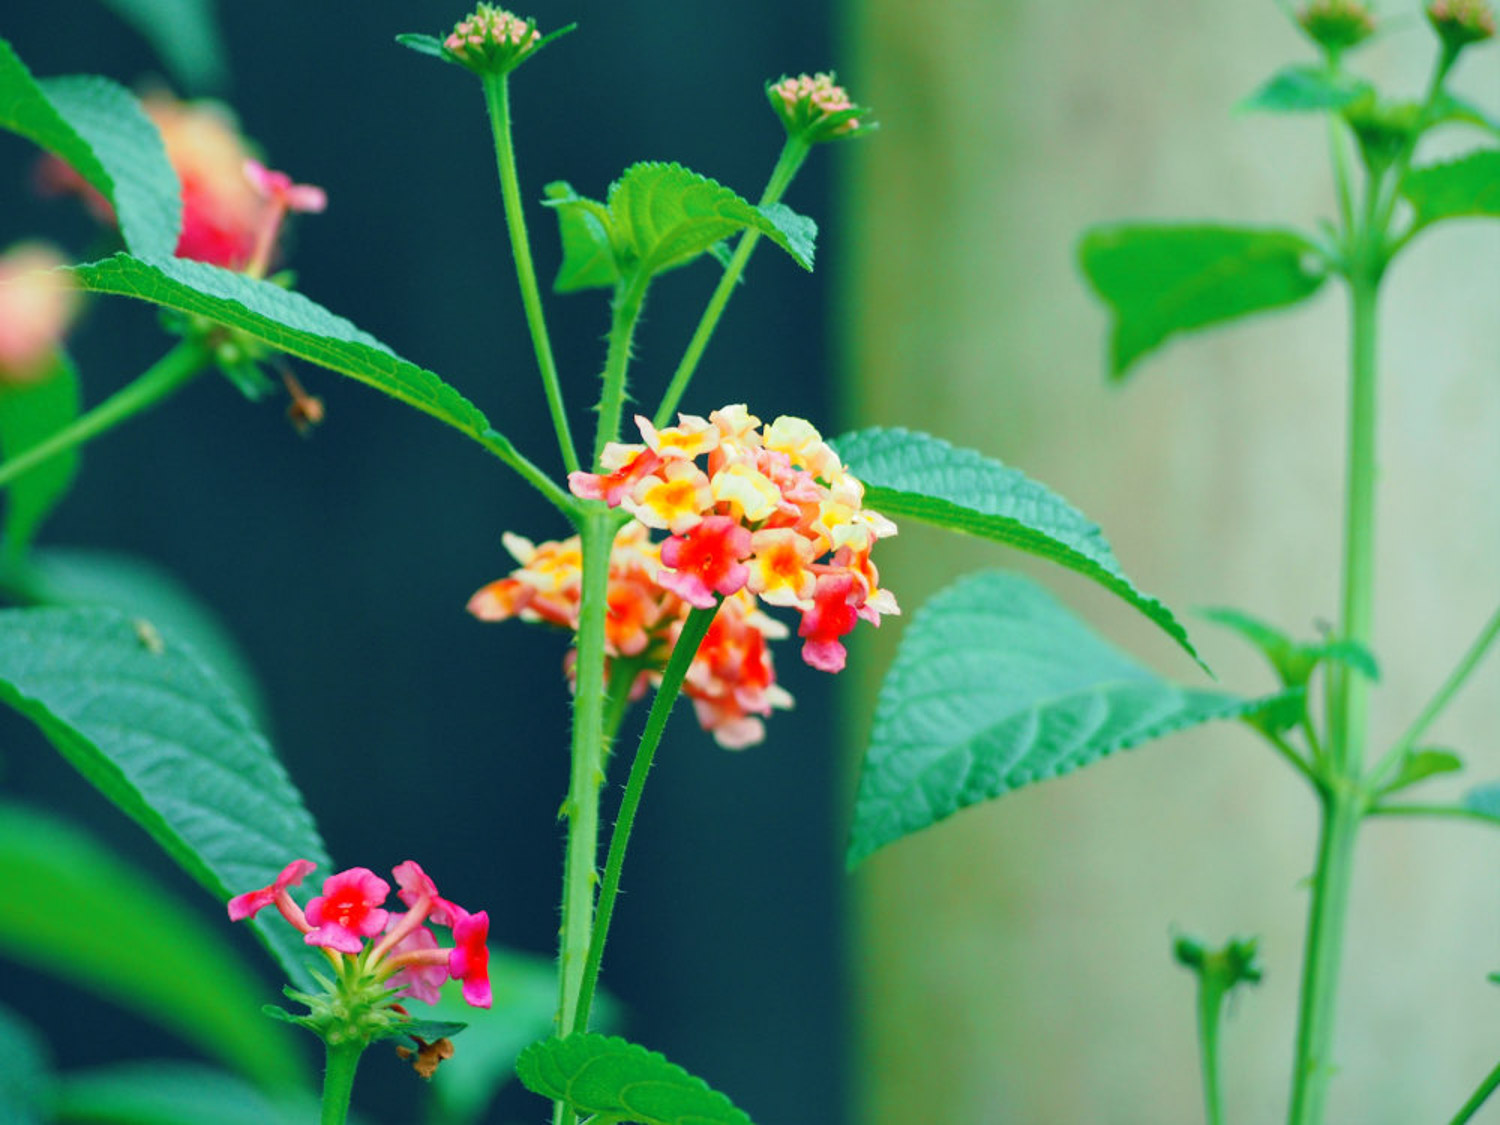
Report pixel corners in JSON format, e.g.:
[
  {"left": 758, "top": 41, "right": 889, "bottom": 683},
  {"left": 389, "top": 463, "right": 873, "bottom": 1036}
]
[
  {"left": 0, "top": 40, "right": 181, "bottom": 260},
  {"left": 1402, "top": 149, "right": 1500, "bottom": 229},
  {"left": 1198, "top": 605, "right": 1379, "bottom": 687},
  {"left": 3, "top": 546, "right": 271, "bottom": 727},
  {"left": 848, "top": 571, "right": 1280, "bottom": 866},
  {"left": 516, "top": 1033, "right": 756, "bottom": 1125},
  {"left": 1430, "top": 92, "right": 1500, "bottom": 139},
  {"left": 0, "top": 802, "right": 308, "bottom": 1090},
  {"left": 1238, "top": 64, "right": 1370, "bottom": 113},
  {"left": 0, "top": 354, "right": 81, "bottom": 564},
  {"left": 70, "top": 254, "right": 493, "bottom": 441},
  {"left": 1077, "top": 223, "right": 1329, "bottom": 378},
  {"left": 48, "top": 1063, "right": 321, "bottom": 1125},
  {"left": 0, "top": 1003, "right": 51, "bottom": 1125},
  {"left": 830, "top": 427, "right": 1202, "bottom": 667},
  {"left": 1379, "top": 748, "right": 1464, "bottom": 797},
  {"left": 545, "top": 181, "right": 621, "bottom": 293},
  {"left": 95, "top": 0, "right": 229, "bottom": 92},
  {"left": 610, "top": 162, "right": 814, "bottom": 277},
  {"left": 0, "top": 606, "right": 330, "bottom": 990},
  {"left": 549, "top": 163, "right": 816, "bottom": 290},
  {"left": 1461, "top": 781, "right": 1500, "bottom": 824}
]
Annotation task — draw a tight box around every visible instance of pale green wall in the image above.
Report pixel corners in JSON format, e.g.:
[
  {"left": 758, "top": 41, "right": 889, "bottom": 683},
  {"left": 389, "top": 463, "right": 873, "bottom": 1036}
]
[{"left": 843, "top": 3, "right": 1499, "bottom": 1122}]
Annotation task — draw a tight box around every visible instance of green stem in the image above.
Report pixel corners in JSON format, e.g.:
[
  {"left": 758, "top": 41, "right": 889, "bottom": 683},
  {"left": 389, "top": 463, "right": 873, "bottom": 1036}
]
[
  {"left": 319, "top": 1041, "right": 363, "bottom": 1125},
  {"left": 653, "top": 137, "right": 811, "bottom": 428},
  {"left": 1368, "top": 601, "right": 1500, "bottom": 791},
  {"left": 482, "top": 72, "right": 579, "bottom": 476},
  {"left": 1371, "top": 44, "right": 1458, "bottom": 247},
  {"left": 551, "top": 508, "right": 624, "bottom": 1125},
  {"left": 576, "top": 603, "right": 720, "bottom": 1032},
  {"left": 1367, "top": 803, "right": 1499, "bottom": 827},
  {"left": 1263, "top": 729, "right": 1318, "bottom": 789},
  {"left": 592, "top": 274, "right": 651, "bottom": 469},
  {"left": 0, "top": 340, "right": 208, "bottom": 492},
  {"left": 1448, "top": 1058, "right": 1500, "bottom": 1125},
  {"left": 1287, "top": 787, "right": 1363, "bottom": 1125},
  {"left": 1196, "top": 974, "right": 1227, "bottom": 1125},
  {"left": 477, "top": 427, "right": 578, "bottom": 517}
]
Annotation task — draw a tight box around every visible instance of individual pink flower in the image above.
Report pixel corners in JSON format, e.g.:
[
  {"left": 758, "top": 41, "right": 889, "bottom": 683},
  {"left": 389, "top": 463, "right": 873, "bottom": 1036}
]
[
  {"left": 304, "top": 867, "right": 391, "bottom": 954},
  {"left": 226, "top": 858, "right": 316, "bottom": 923},
  {"left": 448, "top": 909, "right": 492, "bottom": 1008},
  {"left": 242, "top": 159, "right": 328, "bottom": 278},
  {"left": 392, "top": 859, "right": 460, "bottom": 927},
  {"left": 382, "top": 921, "right": 448, "bottom": 1005},
  {"left": 798, "top": 573, "right": 862, "bottom": 673},
  {"left": 658, "top": 515, "right": 753, "bottom": 608}
]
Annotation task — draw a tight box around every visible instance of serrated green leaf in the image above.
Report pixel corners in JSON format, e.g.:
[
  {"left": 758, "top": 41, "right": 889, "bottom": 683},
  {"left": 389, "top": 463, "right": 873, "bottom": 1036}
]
[
  {"left": 516, "top": 1033, "right": 756, "bottom": 1125},
  {"left": 48, "top": 1063, "right": 321, "bottom": 1125},
  {"left": 4, "top": 546, "right": 271, "bottom": 727},
  {"left": 609, "top": 162, "right": 815, "bottom": 277},
  {"left": 0, "top": 802, "right": 307, "bottom": 1091},
  {"left": 95, "top": 0, "right": 228, "bottom": 92},
  {"left": 1238, "top": 64, "right": 1370, "bottom": 113},
  {"left": 1379, "top": 747, "right": 1464, "bottom": 797},
  {"left": 69, "top": 254, "right": 493, "bottom": 442},
  {"left": 1462, "top": 781, "right": 1500, "bottom": 824},
  {"left": 0, "top": 40, "right": 181, "bottom": 260},
  {"left": 830, "top": 427, "right": 1201, "bottom": 667},
  {"left": 0, "top": 354, "right": 81, "bottom": 565},
  {"left": 1078, "top": 223, "right": 1329, "bottom": 378},
  {"left": 848, "top": 571, "right": 1278, "bottom": 866},
  {"left": 1198, "top": 605, "right": 1379, "bottom": 687},
  {"left": 754, "top": 200, "right": 817, "bottom": 269},
  {"left": 0, "top": 1003, "right": 51, "bottom": 1125},
  {"left": 0, "top": 606, "right": 329, "bottom": 990},
  {"left": 545, "top": 180, "right": 621, "bottom": 293},
  {"left": 1402, "top": 149, "right": 1500, "bottom": 229}
]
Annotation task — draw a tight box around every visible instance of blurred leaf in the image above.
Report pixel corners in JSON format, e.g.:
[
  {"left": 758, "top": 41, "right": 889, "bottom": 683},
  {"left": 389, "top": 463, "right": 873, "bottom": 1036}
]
[
  {"left": 1078, "top": 223, "right": 1329, "bottom": 378},
  {"left": 0, "top": 606, "right": 330, "bottom": 989},
  {"left": 1379, "top": 748, "right": 1464, "bottom": 797},
  {"left": 0, "top": 802, "right": 308, "bottom": 1091},
  {"left": 516, "top": 1033, "right": 755, "bottom": 1125},
  {"left": 1430, "top": 92, "right": 1500, "bottom": 138},
  {"left": 848, "top": 571, "right": 1281, "bottom": 866},
  {"left": 48, "top": 1062, "right": 321, "bottom": 1125},
  {"left": 0, "top": 40, "right": 181, "bottom": 260},
  {"left": 545, "top": 181, "right": 620, "bottom": 293},
  {"left": 830, "top": 427, "right": 1202, "bottom": 667},
  {"left": 95, "top": 0, "right": 229, "bottom": 93},
  {"left": 1402, "top": 149, "right": 1500, "bottom": 229},
  {"left": 0, "top": 1002, "right": 52, "bottom": 1125},
  {"left": 1198, "top": 605, "right": 1379, "bottom": 687},
  {"left": 428, "top": 949, "right": 617, "bottom": 1125},
  {"left": 1462, "top": 781, "right": 1500, "bottom": 824},
  {"left": 0, "top": 354, "right": 81, "bottom": 565},
  {"left": 545, "top": 163, "right": 816, "bottom": 291},
  {"left": 1239, "top": 64, "right": 1370, "bottom": 113},
  {"left": 70, "top": 254, "right": 494, "bottom": 443},
  {"left": 1, "top": 546, "right": 270, "bottom": 727}
]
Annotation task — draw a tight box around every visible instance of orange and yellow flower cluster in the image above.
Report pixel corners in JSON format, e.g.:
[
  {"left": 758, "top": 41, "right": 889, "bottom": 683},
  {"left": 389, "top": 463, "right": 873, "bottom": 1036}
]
[{"left": 468, "top": 406, "right": 897, "bottom": 748}]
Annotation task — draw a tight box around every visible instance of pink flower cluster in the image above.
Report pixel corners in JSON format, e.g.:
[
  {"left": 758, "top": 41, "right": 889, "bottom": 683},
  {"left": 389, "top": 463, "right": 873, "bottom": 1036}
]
[
  {"left": 228, "top": 859, "right": 491, "bottom": 1008},
  {"left": 469, "top": 521, "right": 793, "bottom": 749},
  {"left": 570, "top": 406, "right": 899, "bottom": 675},
  {"left": 444, "top": 5, "right": 543, "bottom": 72},
  {"left": 768, "top": 73, "right": 865, "bottom": 141}
]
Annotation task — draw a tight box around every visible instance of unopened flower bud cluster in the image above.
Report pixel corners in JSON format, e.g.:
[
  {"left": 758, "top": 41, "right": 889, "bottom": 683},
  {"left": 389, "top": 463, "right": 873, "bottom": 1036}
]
[
  {"left": 768, "top": 73, "right": 867, "bottom": 142},
  {"left": 444, "top": 4, "right": 542, "bottom": 74}
]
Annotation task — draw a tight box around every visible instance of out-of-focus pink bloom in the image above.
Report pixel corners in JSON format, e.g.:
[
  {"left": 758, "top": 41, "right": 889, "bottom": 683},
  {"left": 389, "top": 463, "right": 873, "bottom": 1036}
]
[
  {"left": 304, "top": 867, "right": 391, "bottom": 954},
  {"left": 0, "top": 243, "right": 80, "bottom": 383}
]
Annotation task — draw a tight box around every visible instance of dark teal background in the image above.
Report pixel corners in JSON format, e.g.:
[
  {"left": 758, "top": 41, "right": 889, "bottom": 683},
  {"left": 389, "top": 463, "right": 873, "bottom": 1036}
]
[{"left": 2, "top": 2, "right": 851, "bottom": 1121}]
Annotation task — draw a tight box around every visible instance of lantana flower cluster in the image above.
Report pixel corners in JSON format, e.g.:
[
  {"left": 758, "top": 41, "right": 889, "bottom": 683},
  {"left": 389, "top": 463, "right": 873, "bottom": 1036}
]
[
  {"left": 229, "top": 858, "right": 491, "bottom": 1010},
  {"left": 468, "top": 406, "right": 897, "bottom": 748},
  {"left": 768, "top": 72, "right": 868, "bottom": 142},
  {"left": 443, "top": 4, "right": 544, "bottom": 74}
]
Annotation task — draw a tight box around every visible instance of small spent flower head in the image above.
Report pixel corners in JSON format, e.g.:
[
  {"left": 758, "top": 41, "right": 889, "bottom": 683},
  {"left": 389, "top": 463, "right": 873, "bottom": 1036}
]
[
  {"left": 444, "top": 5, "right": 544, "bottom": 75},
  {"left": 1297, "top": 0, "right": 1378, "bottom": 53},
  {"left": 768, "top": 72, "right": 871, "bottom": 143},
  {"left": 1428, "top": 0, "right": 1496, "bottom": 48}
]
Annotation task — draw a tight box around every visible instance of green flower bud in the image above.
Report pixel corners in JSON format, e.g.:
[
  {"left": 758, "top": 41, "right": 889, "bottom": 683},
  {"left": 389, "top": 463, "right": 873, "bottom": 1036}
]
[
  {"left": 1297, "top": 0, "right": 1378, "bottom": 53},
  {"left": 1427, "top": 0, "right": 1497, "bottom": 50}
]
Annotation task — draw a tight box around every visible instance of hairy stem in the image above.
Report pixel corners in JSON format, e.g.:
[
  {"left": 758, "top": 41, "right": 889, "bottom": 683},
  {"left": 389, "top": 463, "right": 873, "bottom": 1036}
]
[
  {"left": 653, "top": 137, "right": 811, "bottom": 427},
  {"left": 576, "top": 603, "right": 719, "bottom": 1031},
  {"left": 0, "top": 339, "right": 208, "bottom": 492},
  {"left": 319, "top": 1042, "right": 363, "bottom": 1125},
  {"left": 592, "top": 274, "right": 650, "bottom": 469},
  {"left": 482, "top": 72, "right": 579, "bottom": 476}
]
